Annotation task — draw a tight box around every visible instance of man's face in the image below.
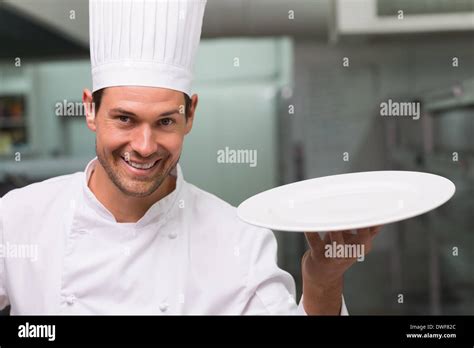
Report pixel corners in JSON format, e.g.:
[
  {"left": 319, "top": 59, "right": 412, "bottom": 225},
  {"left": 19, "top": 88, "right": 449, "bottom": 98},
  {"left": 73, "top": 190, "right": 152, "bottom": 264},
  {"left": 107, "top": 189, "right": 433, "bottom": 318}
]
[{"left": 85, "top": 86, "right": 195, "bottom": 197}]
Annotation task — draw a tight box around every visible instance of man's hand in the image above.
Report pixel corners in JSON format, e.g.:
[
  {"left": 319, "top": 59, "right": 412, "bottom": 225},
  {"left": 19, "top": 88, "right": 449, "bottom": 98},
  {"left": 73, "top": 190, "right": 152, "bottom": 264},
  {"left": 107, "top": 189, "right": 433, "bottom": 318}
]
[{"left": 301, "top": 226, "right": 382, "bottom": 315}]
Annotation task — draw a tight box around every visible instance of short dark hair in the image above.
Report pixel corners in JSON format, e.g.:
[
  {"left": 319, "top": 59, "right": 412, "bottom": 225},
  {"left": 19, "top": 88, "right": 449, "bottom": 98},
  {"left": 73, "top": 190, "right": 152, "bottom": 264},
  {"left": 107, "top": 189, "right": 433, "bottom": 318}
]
[{"left": 92, "top": 88, "right": 192, "bottom": 120}]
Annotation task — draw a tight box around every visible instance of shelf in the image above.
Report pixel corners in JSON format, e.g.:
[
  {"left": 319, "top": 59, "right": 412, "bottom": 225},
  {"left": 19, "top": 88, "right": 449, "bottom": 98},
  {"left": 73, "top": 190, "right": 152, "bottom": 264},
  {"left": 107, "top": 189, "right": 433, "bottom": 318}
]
[
  {"left": 0, "top": 118, "right": 26, "bottom": 128},
  {"left": 0, "top": 156, "right": 92, "bottom": 182}
]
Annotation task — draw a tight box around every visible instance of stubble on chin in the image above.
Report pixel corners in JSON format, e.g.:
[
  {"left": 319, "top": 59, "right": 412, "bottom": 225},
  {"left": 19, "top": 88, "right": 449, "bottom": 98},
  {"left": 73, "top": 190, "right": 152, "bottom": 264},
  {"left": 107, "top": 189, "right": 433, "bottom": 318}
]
[{"left": 96, "top": 148, "right": 176, "bottom": 198}]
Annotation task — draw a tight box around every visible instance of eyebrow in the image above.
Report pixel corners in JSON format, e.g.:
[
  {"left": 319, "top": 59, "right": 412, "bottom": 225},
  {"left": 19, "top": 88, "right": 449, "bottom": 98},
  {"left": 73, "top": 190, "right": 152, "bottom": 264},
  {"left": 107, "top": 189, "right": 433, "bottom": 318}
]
[{"left": 109, "top": 107, "right": 180, "bottom": 117}]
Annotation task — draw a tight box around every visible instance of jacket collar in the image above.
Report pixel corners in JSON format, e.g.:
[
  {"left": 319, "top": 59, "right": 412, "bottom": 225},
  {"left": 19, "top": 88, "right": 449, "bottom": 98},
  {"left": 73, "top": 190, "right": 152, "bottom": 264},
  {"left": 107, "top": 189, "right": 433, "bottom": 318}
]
[{"left": 81, "top": 156, "right": 184, "bottom": 228}]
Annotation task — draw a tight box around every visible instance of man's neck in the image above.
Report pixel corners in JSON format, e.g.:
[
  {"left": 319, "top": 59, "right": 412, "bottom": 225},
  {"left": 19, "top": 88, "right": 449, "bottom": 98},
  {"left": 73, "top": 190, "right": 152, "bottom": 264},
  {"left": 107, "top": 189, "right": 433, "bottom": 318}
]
[{"left": 88, "top": 163, "right": 176, "bottom": 223}]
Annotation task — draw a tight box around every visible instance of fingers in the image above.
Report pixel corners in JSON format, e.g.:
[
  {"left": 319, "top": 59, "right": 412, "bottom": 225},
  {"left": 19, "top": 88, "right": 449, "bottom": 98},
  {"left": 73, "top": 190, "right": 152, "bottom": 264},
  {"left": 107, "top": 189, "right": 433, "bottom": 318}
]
[
  {"left": 306, "top": 225, "right": 383, "bottom": 262},
  {"left": 358, "top": 227, "right": 371, "bottom": 240},
  {"left": 342, "top": 230, "right": 353, "bottom": 239},
  {"left": 370, "top": 225, "right": 382, "bottom": 237},
  {"left": 322, "top": 231, "right": 332, "bottom": 244},
  {"left": 304, "top": 232, "right": 324, "bottom": 254},
  {"left": 350, "top": 225, "right": 382, "bottom": 254},
  {"left": 333, "top": 227, "right": 374, "bottom": 257},
  {"left": 359, "top": 228, "right": 373, "bottom": 254},
  {"left": 329, "top": 231, "right": 346, "bottom": 245},
  {"left": 343, "top": 228, "right": 367, "bottom": 245},
  {"left": 329, "top": 231, "right": 358, "bottom": 264}
]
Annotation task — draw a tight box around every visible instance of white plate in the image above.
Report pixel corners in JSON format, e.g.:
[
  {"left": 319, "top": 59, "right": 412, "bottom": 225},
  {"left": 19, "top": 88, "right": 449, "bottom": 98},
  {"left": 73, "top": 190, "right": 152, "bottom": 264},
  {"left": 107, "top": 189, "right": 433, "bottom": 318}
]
[{"left": 237, "top": 171, "right": 455, "bottom": 232}]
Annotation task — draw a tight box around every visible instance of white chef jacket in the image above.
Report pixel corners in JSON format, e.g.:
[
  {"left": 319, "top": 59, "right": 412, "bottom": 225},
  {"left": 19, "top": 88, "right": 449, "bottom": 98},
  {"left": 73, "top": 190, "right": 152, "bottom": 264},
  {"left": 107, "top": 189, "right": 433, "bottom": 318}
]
[{"left": 0, "top": 157, "right": 347, "bottom": 315}]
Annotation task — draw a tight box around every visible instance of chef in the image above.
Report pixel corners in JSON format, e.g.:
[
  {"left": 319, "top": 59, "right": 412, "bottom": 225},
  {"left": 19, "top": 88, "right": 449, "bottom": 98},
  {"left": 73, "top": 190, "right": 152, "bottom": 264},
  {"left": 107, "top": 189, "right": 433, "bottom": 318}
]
[{"left": 0, "top": 0, "right": 380, "bottom": 315}]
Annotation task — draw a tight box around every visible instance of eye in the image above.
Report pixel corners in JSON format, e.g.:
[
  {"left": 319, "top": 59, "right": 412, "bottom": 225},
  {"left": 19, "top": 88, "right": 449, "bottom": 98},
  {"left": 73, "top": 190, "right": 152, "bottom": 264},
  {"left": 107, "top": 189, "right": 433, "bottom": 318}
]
[
  {"left": 118, "top": 115, "right": 130, "bottom": 123},
  {"left": 159, "top": 117, "right": 175, "bottom": 126}
]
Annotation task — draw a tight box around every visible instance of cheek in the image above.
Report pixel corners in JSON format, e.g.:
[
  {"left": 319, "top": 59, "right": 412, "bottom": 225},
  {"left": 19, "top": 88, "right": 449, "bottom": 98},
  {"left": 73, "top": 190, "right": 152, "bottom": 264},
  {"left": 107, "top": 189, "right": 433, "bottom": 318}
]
[
  {"left": 161, "top": 133, "right": 184, "bottom": 155},
  {"left": 96, "top": 128, "right": 129, "bottom": 153}
]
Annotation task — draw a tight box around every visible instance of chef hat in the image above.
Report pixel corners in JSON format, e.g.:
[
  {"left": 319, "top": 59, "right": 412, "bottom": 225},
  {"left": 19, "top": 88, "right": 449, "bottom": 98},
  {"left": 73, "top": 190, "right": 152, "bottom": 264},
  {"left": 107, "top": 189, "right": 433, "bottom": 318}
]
[{"left": 89, "top": 0, "right": 207, "bottom": 96}]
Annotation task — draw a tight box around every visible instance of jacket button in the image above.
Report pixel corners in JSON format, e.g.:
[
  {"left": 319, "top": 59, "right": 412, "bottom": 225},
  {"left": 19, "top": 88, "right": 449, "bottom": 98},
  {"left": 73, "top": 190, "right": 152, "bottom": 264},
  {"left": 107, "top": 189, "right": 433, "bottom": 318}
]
[
  {"left": 159, "top": 302, "right": 169, "bottom": 312},
  {"left": 65, "top": 294, "right": 76, "bottom": 305},
  {"left": 168, "top": 232, "right": 177, "bottom": 239}
]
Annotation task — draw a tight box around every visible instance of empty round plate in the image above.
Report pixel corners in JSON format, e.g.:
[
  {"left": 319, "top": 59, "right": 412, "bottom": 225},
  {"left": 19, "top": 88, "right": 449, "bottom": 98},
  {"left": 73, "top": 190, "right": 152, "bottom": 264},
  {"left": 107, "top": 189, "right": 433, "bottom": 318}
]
[{"left": 237, "top": 171, "right": 455, "bottom": 232}]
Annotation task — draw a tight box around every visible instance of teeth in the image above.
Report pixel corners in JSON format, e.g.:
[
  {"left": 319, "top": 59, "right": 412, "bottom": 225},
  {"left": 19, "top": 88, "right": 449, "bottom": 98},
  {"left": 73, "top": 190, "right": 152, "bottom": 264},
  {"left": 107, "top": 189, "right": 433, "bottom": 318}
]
[{"left": 123, "top": 157, "right": 157, "bottom": 170}]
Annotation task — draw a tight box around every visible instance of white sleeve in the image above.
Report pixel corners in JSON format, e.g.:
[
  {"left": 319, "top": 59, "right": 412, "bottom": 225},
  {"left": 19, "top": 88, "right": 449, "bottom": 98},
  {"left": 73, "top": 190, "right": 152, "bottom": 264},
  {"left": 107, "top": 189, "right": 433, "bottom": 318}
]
[
  {"left": 240, "top": 227, "right": 349, "bottom": 316},
  {"left": 0, "top": 198, "right": 9, "bottom": 310},
  {"left": 242, "top": 228, "right": 299, "bottom": 315},
  {"left": 296, "top": 294, "right": 349, "bottom": 315}
]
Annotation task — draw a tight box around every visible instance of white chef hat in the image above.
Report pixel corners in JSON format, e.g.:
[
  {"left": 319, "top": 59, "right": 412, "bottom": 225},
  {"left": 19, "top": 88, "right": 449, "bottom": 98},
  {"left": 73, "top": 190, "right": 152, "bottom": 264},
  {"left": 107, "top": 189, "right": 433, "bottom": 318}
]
[{"left": 89, "top": 0, "right": 207, "bottom": 96}]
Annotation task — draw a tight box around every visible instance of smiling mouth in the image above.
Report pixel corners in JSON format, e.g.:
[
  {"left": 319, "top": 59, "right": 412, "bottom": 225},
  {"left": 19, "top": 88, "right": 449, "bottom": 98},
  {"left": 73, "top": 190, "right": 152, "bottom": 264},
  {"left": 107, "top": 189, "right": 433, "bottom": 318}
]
[{"left": 121, "top": 156, "right": 161, "bottom": 170}]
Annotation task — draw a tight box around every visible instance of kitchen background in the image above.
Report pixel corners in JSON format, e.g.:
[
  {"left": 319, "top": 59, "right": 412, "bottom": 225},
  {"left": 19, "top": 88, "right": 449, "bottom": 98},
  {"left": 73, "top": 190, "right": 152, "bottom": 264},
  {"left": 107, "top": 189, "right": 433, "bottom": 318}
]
[{"left": 0, "top": 0, "right": 473, "bottom": 315}]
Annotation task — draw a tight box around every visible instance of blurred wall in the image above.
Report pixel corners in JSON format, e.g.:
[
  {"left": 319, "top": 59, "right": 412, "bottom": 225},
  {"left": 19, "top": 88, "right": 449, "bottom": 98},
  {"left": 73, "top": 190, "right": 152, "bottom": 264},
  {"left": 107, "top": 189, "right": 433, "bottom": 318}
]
[{"left": 278, "top": 34, "right": 474, "bottom": 314}]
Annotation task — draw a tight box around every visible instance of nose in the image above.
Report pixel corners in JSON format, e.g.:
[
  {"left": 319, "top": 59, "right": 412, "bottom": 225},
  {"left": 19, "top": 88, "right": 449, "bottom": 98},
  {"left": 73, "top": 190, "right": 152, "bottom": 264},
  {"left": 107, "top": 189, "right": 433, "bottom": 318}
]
[{"left": 130, "top": 125, "right": 158, "bottom": 158}]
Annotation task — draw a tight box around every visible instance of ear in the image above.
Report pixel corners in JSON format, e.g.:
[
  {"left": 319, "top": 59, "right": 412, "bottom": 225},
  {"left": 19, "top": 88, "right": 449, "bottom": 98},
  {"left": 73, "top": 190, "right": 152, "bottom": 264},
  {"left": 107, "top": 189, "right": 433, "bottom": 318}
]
[
  {"left": 83, "top": 88, "right": 96, "bottom": 132},
  {"left": 184, "top": 94, "right": 198, "bottom": 135}
]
